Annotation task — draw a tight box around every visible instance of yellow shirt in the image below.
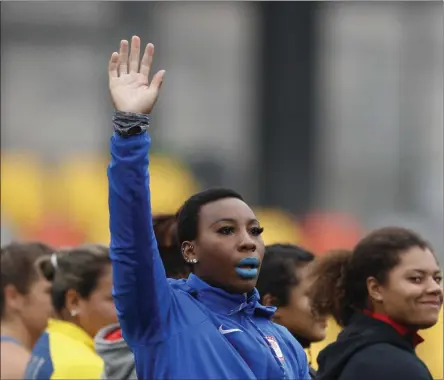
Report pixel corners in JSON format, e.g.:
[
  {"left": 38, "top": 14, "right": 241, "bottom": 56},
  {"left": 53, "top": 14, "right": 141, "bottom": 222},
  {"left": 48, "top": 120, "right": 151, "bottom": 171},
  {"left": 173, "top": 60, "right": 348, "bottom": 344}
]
[
  {"left": 45, "top": 319, "right": 104, "bottom": 379},
  {"left": 416, "top": 310, "right": 443, "bottom": 379}
]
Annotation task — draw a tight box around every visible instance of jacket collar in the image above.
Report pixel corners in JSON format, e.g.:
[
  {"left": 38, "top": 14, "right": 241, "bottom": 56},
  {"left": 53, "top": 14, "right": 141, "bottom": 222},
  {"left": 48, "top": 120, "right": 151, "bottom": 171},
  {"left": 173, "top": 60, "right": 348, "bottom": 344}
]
[
  {"left": 362, "top": 309, "right": 424, "bottom": 347},
  {"left": 185, "top": 274, "right": 276, "bottom": 318},
  {"left": 47, "top": 319, "right": 95, "bottom": 350}
]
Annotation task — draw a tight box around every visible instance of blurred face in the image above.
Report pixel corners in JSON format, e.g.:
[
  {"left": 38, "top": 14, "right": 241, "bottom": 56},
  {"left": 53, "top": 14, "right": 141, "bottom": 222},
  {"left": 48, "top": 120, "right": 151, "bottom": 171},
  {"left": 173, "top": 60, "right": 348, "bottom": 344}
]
[
  {"left": 21, "top": 275, "right": 53, "bottom": 341},
  {"left": 186, "top": 198, "right": 265, "bottom": 293},
  {"left": 77, "top": 264, "right": 117, "bottom": 338},
  {"left": 371, "top": 246, "right": 443, "bottom": 329},
  {"left": 273, "top": 264, "right": 327, "bottom": 343}
]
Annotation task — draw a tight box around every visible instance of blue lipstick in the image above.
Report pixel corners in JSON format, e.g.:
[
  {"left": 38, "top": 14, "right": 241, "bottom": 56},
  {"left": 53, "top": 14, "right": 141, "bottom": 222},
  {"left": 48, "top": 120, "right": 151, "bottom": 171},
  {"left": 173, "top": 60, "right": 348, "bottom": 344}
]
[{"left": 235, "top": 257, "right": 260, "bottom": 280}]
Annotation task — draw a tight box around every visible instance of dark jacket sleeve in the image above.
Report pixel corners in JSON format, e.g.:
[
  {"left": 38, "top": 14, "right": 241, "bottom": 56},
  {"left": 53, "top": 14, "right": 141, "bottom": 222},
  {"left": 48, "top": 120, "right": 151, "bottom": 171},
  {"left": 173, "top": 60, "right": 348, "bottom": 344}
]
[
  {"left": 309, "top": 366, "right": 317, "bottom": 379},
  {"left": 108, "top": 131, "right": 172, "bottom": 345},
  {"left": 338, "top": 344, "right": 432, "bottom": 380}
]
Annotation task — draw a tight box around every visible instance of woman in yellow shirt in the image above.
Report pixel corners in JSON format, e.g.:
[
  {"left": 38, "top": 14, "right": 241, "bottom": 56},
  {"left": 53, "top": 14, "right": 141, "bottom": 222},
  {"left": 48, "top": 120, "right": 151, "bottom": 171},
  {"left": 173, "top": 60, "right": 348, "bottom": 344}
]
[{"left": 31, "top": 244, "right": 118, "bottom": 380}]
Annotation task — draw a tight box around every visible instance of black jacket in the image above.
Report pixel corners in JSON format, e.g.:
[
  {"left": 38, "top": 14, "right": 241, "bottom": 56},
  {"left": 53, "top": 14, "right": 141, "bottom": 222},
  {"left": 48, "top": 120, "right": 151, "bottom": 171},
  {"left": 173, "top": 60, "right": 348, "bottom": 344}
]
[
  {"left": 308, "top": 366, "right": 317, "bottom": 379},
  {"left": 315, "top": 312, "right": 433, "bottom": 380},
  {"left": 293, "top": 335, "right": 317, "bottom": 379}
]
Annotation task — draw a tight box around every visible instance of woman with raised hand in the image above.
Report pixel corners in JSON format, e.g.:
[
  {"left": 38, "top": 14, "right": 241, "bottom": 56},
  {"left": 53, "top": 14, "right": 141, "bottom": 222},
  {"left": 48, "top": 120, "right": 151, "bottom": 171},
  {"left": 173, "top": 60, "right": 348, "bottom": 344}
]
[
  {"left": 95, "top": 213, "right": 191, "bottom": 380},
  {"left": 309, "top": 227, "right": 443, "bottom": 380},
  {"left": 107, "top": 35, "right": 309, "bottom": 380}
]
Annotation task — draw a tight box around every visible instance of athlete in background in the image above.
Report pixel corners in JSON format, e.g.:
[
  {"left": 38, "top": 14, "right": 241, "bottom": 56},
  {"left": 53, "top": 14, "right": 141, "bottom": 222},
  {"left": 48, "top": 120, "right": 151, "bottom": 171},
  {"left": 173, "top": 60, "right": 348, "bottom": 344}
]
[
  {"left": 95, "top": 214, "right": 190, "bottom": 380},
  {"left": 257, "top": 244, "right": 327, "bottom": 378},
  {"left": 31, "top": 244, "right": 117, "bottom": 379},
  {"left": 310, "top": 227, "right": 443, "bottom": 380},
  {"left": 0, "top": 242, "right": 53, "bottom": 379}
]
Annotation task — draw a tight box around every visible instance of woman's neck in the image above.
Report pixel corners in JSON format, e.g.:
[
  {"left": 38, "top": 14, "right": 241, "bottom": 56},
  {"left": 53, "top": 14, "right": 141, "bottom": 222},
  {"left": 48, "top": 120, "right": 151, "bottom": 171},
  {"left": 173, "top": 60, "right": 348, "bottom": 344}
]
[
  {"left": 292, "top": 333, "right": 311, "bottom": 349},
  {"left": 52, "top": 312, "right": 81, "bottom": 329},
  {"left": 1, "top": 319, "right": 34, "bottom": 351},
  {"left": 292, "top": 334, "right": 313, "bottom": 366}
]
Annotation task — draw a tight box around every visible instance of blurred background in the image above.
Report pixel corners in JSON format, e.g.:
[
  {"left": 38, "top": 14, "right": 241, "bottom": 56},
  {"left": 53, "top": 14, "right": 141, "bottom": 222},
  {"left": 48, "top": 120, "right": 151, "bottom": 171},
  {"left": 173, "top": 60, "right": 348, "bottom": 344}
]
[
  {"left": 1, "top": 1, "right": 443, "bottom": 376},
  {"left": 2, "top": 1, "right": 442, "bottom": 256}
]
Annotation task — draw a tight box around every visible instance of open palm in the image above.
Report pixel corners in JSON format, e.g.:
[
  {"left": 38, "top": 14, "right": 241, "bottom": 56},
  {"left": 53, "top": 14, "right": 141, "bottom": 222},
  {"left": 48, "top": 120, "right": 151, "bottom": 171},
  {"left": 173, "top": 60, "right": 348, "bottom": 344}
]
[{"left": 109, "top": 36, "right": 165, "bottom": 115}]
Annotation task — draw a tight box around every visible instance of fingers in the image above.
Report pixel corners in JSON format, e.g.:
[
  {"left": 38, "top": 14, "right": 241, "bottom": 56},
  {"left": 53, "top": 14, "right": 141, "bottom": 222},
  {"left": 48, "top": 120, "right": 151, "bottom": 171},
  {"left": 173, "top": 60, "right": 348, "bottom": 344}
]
[
  {"left": 119, "top": 40, "right": 129, "bottom": 75},
  {"left": 150, "top": 70, "right": 166, "bottom": 91},
  {"left": 140, "top": 43, "right": 154, "bottom": 79},
  {"left": 108, "top": 52, "right": 119, "bottom": 78},
  {"left": 129, "top": 36, "right": 141, "bottom": 74},
  {"left": 115, "top": 38, "right": 157, "bottom": 80}
]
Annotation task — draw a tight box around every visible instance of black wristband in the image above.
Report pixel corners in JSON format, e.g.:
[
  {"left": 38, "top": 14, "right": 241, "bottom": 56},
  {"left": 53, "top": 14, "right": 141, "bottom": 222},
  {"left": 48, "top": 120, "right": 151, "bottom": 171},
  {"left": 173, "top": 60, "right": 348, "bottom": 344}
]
[{"left": 113, "top": 111, "right": 150, "bottom": 137}]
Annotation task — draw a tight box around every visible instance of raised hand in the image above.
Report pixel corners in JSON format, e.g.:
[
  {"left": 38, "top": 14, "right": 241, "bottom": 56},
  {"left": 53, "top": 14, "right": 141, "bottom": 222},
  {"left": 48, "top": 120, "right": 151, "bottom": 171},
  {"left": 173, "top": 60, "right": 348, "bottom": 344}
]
[{"left": 109, "top": 36, "right": 165, "bottom": 115}]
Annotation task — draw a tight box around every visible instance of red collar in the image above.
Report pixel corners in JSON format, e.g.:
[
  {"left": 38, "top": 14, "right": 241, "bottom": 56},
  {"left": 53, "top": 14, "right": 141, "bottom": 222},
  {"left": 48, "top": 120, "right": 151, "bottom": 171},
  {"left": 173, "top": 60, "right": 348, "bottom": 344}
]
[
  {"left": 104, "top": 327, "right": 123, "bottom": 342},
  {"left": 362, "top": 309, "right": 424, "bottom": 347}
]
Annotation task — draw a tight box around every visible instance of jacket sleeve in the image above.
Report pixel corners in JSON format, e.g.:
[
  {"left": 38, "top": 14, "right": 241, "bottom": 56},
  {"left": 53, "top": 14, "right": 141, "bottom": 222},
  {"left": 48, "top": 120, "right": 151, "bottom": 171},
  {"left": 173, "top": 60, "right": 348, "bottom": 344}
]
[
  {"left": 108, "top": 131, "right": 172, "bottom": 345},
  {"left": 278, "top": 326, "right": 311, "bottom": 380},
  {"left": 298, "top": 347, "right": 310, "bottom": 380}
]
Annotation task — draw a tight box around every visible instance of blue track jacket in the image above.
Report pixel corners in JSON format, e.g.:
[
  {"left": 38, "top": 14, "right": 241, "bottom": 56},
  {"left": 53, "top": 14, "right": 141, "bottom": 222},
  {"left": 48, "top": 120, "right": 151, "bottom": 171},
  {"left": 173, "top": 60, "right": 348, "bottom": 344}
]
[{"left": 108, "top": 131, "right": 310, "bottom": 380}]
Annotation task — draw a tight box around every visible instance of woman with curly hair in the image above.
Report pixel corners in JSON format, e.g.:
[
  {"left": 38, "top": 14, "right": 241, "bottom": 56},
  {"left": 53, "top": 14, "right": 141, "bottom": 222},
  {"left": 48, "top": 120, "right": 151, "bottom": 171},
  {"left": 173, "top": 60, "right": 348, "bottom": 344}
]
[{"left": 309, "top": 227, "right": 443, "bottom": 380}]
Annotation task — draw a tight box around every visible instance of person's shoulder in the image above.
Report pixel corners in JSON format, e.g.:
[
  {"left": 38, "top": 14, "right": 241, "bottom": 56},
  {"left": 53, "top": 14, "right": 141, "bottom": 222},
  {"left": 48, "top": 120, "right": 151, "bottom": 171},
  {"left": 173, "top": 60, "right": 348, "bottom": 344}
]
[
  {"left": 48, "top": 329, "right": 78, "bottom": 348},
  {"left": 0, "top": 342, "right": 30, "bottom": 379},
  {"left": 53, "top": 359, "right": 104, "bottom": 379},
  {"left": 0, "top": 340, "right": 30, "bottom": 358},
  {"left": 341, "top": 343, "right": 431, "bottom": 380},
  {"left": 273, "top": 323, "right": 300, "bottom": 343},
  {"left": 271, "top": 323, "right": 306, "bottom": 355},
  {"left": 33, "top": 331, "right": 51, "bottom": 353},
  {"left": 352, "top": 342, "right": 415, "bottom": 362},
  {"left": 51, "top": 346, "right": 103, "bottom": 379},
  {"left": 268, "top": 323, "right": 310, "bottom": 378},
  {"left": 49, "top": 331, "right": 103, "bottom": 362}
]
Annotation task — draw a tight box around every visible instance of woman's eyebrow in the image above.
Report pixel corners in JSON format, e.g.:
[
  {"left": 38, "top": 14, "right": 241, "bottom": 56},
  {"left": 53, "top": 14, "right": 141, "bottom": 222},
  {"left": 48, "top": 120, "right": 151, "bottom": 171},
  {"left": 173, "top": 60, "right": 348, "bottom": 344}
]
[{"left": 210, "top": 218, "right": 259, "bottom": 227}]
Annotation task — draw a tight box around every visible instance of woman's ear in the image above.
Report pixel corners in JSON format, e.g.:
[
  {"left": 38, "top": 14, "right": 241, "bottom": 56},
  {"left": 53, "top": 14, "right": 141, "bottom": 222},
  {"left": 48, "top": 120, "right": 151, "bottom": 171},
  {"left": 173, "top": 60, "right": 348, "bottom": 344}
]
[
  {"left": 262, "top": 293, "right": 284, "bottom": 323},
  {"left": 65, "top": 288, "right": 81, "bottom": 317},
  {"left": 181, "top": 241, "right": 198, "bottom": 264},
  {"left": 366, "top": 276, "right": 384, "bottom": 303},
  {"left": 3, "top": 284, "right": 25, "bottom": 313},
  {"left": 262, "top": 293, "right": 277, "bottom": 307}
]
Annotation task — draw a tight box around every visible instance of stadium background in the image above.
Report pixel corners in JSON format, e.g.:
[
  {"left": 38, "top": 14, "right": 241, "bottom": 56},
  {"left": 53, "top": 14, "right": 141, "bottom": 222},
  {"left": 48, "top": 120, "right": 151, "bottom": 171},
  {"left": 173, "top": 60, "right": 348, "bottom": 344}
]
[{"left": 1, "top": 2, "right": 442, "bottom": 378}]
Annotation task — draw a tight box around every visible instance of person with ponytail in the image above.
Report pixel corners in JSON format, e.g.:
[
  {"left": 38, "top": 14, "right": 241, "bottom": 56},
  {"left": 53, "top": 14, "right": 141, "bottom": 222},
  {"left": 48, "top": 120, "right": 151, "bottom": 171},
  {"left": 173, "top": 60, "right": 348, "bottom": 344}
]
[
  {"left": 309, "top": 227, "right": 443, "bottom": 380},
  {"left": 31, "top": 244, "right": 117, "bottom": 379}
]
